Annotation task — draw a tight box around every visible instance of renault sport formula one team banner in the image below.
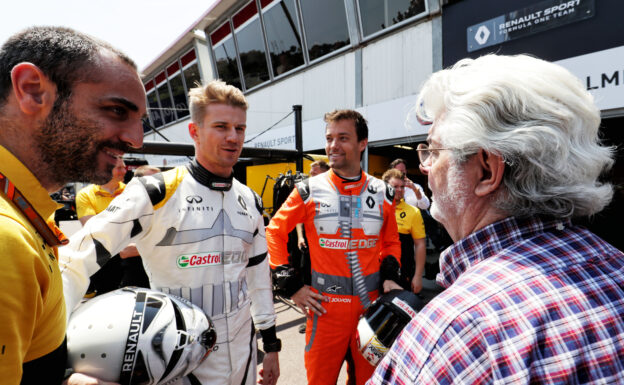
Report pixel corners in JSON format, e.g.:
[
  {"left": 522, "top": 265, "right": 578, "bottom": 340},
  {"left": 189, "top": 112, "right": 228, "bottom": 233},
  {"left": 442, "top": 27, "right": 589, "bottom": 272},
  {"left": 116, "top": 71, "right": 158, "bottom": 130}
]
[{"left": 467, "top": 0, "right": 594, "bottom": 52}]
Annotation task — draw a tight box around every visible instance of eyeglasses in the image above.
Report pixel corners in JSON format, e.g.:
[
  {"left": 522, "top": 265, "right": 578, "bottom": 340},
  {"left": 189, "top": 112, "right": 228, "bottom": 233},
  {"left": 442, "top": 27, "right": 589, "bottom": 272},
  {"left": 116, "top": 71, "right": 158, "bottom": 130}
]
[{"left": 415, "top": 143, "right": 453, "bottom": 166}]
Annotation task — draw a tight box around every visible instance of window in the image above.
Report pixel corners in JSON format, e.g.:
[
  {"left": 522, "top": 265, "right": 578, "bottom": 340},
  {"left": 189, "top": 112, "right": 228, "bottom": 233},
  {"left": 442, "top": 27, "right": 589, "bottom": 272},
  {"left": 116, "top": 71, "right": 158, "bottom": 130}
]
[
  {"left": 145, "top": 79, "right": 163, "bottom": 128},
  {"left": 183, "top": 64, "right": 201, "bottom": 93},
  {"left": 233, "top": 1, "right": 270, "bottom": 89},
  {"left": 299, "top": 0, "right": 350, "bottom": 61},
  {"left": 358, "top": 0, "right": 426, "bottom": 38},
  {"left": 182, "top": 50, "right": 202, "bottom": 94},
  {"left": 156, "top": 71, "right": 175, "bottom": 124},
  {"left": 261, "top": 0, "right": 305, "bottom": 76},
  {"left": 143, "top": 48, "right": 202, "bottom": 130},
  {"left": 212, "top": 22, "right": 242, "bottom": 89},
  {"left": 168, "top": 74, "right": 188, "bottom": 121}
]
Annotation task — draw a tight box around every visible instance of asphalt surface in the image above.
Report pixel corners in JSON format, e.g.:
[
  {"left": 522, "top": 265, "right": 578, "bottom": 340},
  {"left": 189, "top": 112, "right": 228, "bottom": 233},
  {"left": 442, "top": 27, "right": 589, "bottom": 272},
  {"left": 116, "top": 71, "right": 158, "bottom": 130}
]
[
  {"left": 256, "top": 296, "right": 347, "bottom": 385},
  {"left": 256, "top": 264, "right": 445, "bottom": 385}
]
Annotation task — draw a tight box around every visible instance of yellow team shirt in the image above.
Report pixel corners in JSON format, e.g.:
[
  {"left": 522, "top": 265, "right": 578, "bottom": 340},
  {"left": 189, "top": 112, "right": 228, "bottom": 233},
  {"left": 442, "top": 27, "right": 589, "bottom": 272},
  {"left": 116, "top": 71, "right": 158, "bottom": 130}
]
[
  {"left": 75, "top": 181, "right": 125, "bottom": 218},
  {"left": 0, "top": 145, "right": 67, "bottom": 383},
  {"left": 395, "top": 199, "right": 426, "bottom": 240}
]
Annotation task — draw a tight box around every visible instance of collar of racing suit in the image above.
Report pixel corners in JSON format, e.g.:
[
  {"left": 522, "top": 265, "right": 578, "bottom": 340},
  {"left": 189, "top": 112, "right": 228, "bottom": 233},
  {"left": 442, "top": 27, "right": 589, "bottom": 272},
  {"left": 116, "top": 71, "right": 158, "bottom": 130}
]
[
  {"left": 187, "top": 158, "right": 234, "bottom": 191},
  {"left": 328, "top": 168, "right": 366, "bottom": 195}
]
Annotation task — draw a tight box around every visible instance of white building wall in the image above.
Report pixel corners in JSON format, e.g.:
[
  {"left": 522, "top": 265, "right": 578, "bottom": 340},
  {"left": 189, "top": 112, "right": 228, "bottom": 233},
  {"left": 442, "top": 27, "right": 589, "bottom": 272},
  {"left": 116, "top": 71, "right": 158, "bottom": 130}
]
[
  {"left": 145, "top": 119, "right": 191, "bottom": 143},
  {"left": 362, "top": 21, "right": 433, "bottom": 105},
  {"left": 195, "top": 38, "right": 215, "bottom": 83},
  {"left": 245, "top": 52, "right": 356, "bottom": 137},
  {"left": 142, "top": 119, "right": 193, "bottom": 167}
]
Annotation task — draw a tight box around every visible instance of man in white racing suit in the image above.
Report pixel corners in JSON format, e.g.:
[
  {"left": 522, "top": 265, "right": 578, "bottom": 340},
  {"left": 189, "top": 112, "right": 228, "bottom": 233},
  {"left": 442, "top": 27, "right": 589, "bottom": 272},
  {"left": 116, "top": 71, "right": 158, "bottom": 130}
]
[{"left": 60, "top": 80, "right": 280, "bottom": 385}]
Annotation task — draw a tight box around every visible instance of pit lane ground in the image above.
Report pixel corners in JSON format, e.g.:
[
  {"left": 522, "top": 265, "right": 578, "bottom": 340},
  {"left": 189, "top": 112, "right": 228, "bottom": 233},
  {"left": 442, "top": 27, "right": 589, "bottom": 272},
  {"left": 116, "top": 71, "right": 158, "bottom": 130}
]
[{"left": 256, "top": 265, "right": 444, "bottom": 385}]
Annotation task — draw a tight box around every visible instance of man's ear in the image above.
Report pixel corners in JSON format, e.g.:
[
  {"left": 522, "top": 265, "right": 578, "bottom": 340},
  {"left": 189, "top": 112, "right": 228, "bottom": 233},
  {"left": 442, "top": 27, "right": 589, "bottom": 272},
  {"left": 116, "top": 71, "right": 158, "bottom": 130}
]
[
  {"left": 358, "top": 138, "right": 368, "bottom": 153},
  {"left": 10, "top": 62, "right": 57, "bottom": 116},
  {"left": 474, "top": 149, "right": 505, "bottom": 197},
  {"left": 188, "top": 122, "right": 199, "bottom": 142}
]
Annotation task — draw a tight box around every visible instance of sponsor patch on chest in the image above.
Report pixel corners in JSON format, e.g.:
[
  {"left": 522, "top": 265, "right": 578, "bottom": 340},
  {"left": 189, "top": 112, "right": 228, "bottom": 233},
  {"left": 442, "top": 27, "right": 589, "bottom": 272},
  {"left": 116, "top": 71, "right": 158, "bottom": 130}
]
[
  {"left": 318, "top": 238, "right": 377, "bottom": 249},
  {"left": 176, "top": 251, "right": 248, "bottom": 268},
  {"left": 177, "top": 253, "right": 221, "bottom": 268}
]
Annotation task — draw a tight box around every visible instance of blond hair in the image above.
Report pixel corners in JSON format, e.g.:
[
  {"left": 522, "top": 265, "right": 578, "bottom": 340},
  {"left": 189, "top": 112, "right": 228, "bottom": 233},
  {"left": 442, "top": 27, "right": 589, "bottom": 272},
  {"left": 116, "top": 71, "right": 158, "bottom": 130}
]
[
  {"left": 382, "top": 168, "right": 404, "bottom": 183},
  {"left": 188, "top": 80, "right": 248, "bottom": 125}
]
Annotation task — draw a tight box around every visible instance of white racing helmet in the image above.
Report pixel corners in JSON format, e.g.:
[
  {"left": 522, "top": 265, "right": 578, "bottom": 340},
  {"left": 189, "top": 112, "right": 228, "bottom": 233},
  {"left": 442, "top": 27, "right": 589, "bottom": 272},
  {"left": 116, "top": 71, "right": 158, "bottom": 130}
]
[
  {"left": 356, "top": 290, "right": 423, "bottom": 366},
  {"left": 67, "top": 287, "right": 216, "bottom": 384}
]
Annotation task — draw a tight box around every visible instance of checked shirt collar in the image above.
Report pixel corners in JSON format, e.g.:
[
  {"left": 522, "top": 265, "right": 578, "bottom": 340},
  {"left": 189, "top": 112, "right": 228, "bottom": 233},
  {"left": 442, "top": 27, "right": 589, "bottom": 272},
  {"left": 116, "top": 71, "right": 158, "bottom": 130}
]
[{"left": 437, "top": 215, "right": 571, "bottom": 289}]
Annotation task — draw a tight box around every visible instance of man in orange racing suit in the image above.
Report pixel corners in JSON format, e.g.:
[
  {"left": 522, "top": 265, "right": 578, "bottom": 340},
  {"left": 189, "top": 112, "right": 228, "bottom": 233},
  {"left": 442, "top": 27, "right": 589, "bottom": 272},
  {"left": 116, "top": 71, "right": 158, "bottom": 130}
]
[{"left": 266, "top": 109, "right": 402, "bottom": 385}]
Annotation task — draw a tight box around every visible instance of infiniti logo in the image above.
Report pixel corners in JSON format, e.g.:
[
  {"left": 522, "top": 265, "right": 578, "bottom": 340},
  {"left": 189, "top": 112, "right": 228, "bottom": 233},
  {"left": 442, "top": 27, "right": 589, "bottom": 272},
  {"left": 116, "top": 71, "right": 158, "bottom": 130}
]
[{"left": 186, "top": 195, "right": 203, "bottom": 204}]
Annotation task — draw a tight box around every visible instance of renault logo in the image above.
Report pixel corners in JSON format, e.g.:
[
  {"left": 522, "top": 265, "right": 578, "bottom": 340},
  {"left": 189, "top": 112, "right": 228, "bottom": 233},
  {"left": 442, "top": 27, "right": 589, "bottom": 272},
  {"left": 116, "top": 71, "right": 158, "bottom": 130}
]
[
  {"left": 475, "top": 25, "right": 490, "bottom": 45},
  {"left": 186, "top": 195, "right": 203, "bottom": 204}
]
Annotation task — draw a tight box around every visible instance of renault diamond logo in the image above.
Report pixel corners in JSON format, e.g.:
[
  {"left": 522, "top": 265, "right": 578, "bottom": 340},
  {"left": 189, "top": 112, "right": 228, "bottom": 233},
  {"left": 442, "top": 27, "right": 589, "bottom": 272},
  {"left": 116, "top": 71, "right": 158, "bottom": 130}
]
[
  {"left": 237, "top": 195, "right": 247, "bottom": 210},
  {"left": 475, "top": 25, "right": 490, "bottom": 45},
  {"left": 186, "top": 195, "right": 203, "bottom": 204}
]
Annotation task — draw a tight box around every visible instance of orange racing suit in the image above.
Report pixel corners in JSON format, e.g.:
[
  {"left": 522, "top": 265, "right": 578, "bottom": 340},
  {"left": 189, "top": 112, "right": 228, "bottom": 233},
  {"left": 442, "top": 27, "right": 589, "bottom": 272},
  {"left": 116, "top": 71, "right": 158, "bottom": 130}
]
[{"left": 266, "top": 169, "right": 401, "bottom": 385}]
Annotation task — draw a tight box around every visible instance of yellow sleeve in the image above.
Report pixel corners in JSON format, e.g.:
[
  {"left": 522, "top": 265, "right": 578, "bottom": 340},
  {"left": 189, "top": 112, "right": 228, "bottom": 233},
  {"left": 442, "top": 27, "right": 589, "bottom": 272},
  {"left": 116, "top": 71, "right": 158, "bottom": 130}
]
[
  {"left": 410, "top": 207, "right": 426, "bottom": 240},
  {"left": 0, "top": 215, "right": 46, "bottom": 383},
  {"left": 75, "top": 186, "right": 96, "bottom": 218}
]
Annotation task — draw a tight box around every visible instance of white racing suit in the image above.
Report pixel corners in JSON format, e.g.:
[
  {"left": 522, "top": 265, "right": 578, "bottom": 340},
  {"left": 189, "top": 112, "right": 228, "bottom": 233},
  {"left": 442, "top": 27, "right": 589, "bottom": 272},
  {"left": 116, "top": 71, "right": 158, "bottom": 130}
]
[{"left": 60, "top": 160, "right": 277, "bottom": 385}]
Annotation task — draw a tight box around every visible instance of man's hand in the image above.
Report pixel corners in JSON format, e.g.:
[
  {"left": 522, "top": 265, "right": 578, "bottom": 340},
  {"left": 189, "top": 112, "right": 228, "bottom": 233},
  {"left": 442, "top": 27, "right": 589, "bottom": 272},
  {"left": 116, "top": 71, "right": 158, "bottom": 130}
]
[
  {"left": 382, "top": 280, "right": 403, "bottom": 293},
  {"left": 404, "top": 178, "right": 422, "bottom": 200},
  {"left": 258, "top": 352, "right": 280, "bottom": 385},
  {"left": 64, "top": 373, "right": 119, "bottom": 385},
  {"left": 411, "top": 275, "right": 423, "bottom": 294},
  {"left": 291, "top": 285, "right": 328, "bottom": 318},
  {"left": 295, "top": 223, "right": 307, "bottom": 249},
  {"left": 119, "top": 244, "right": 139, "bottom": 259}
]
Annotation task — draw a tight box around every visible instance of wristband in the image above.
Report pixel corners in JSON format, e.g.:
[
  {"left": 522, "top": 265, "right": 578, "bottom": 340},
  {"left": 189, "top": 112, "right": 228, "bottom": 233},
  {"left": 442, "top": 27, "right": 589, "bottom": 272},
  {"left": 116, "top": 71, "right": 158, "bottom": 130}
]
[{"left": 263, "top": 338, "right": 282, "bottom": 353}]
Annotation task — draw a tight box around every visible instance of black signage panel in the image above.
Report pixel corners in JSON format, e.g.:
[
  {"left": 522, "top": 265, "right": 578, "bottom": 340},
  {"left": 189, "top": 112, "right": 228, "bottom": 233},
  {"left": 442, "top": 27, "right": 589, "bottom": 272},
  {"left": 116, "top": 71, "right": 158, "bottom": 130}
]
[
  {"left": 467, "top": 0, "right": 594, "bottom": 52},
  {"left": 442, "top": 0, "right": 624, "bottom": 67}
]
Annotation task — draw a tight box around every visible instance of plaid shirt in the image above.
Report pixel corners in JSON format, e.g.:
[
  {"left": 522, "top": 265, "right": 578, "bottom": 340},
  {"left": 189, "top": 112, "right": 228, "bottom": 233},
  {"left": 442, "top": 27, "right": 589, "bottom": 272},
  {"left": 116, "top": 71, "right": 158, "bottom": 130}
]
[{"left": 368, "top": 216, "right": 624, "bottom": 384}]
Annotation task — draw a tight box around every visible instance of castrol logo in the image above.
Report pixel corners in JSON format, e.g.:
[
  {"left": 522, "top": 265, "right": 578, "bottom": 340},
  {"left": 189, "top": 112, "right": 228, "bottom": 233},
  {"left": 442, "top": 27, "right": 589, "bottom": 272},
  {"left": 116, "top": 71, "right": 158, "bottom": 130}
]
[
  {"left": 177, "top": 253, "right": 221, "bottom": 268},
  {"left": 319, "top": 238, "right": 377, "bottom": 249},
  {"left": 319, "top": 238, "right": 349, "bottom": 249}
]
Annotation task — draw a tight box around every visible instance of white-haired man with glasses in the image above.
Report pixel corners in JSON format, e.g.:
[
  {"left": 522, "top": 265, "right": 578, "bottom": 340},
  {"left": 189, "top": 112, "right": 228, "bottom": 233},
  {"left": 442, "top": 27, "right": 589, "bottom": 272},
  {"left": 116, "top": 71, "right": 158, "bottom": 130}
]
[{"left": 367, "top": 54, "right": 624, "bottom": 384}]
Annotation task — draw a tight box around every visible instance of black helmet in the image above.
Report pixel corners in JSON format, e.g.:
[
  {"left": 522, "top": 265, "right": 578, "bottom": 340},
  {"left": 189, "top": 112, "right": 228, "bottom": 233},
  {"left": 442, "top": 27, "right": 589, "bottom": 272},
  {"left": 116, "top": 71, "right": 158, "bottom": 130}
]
[{"left": 356, "top": 290, "right": 423, "bottom": 365}]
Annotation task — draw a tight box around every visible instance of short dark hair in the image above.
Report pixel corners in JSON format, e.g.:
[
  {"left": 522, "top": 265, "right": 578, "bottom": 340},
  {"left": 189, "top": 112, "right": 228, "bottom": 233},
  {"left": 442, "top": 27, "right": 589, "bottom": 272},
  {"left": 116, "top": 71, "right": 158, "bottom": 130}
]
[
  {"left": 310, "top": 160, "right": 330, "bottom": 172},
  {"left": 390, "top": 158, "right": 406, "bottom": 169},
  {"left": 0, "top": 26, "right": 137, "bottom": 106},
  {"left": 324, "top": 109, "right": 368, "bottom": 142}
]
